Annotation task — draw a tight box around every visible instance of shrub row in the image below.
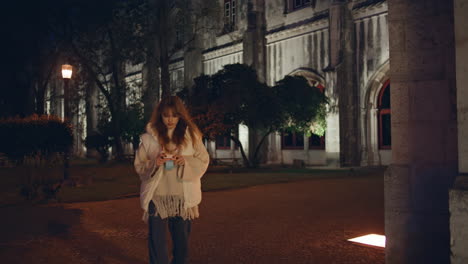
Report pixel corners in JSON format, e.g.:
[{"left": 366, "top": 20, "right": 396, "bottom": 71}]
[{"left": 0, "top": 114, "right": 73, "bottom": 165}]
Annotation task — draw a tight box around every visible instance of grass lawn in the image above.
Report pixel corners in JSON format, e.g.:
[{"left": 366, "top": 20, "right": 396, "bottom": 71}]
[{"left": 0, "top": 159, "right": 386, "bottom": 206}]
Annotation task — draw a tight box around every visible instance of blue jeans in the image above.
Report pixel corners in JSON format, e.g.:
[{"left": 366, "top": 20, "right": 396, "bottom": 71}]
[{"left": 148, "top": 201, "right": 191, "bottom": 264}]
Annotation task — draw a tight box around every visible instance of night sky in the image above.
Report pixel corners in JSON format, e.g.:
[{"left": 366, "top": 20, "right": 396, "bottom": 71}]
[{"left": 0, "top": 0, "right": 118, "bottom": 117}]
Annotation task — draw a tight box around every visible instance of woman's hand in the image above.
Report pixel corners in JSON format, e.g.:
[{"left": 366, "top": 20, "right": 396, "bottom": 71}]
[
  {"left": 156, "top": 153, "right": 167, "bottom": 166},
  {"left": 174, "top": 154, "right": 185, "bottom": 166}
]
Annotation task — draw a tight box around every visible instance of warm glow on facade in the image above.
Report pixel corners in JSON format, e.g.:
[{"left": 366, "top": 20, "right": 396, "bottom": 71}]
[{"left": 348, "top": 234, "right": 386, "bottom": 248}]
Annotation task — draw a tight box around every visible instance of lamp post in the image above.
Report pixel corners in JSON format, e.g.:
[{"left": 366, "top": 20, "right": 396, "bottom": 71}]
[
  {"left": 62, "top": 64, "right": 73, "bottom": 120},
  {"left": 61, "top": 64, "right": 73, "bottom": 182}
]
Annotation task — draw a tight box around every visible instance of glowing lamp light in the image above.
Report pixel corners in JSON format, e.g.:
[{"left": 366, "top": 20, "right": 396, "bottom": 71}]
[
  {"left": 62, "top": 64, "right": 73, "bottom": 79},
  {"left": 348, "top": 234, "right": 386, "bottom": 248}
]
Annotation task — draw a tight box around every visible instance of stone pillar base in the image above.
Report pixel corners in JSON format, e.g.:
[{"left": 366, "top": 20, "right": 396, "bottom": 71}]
[
  {"left": 450, "top": 175, "right": 468, "bottom": 264},
  {"left": 384, "top": 165, "right": 451, "bottom": 264}
]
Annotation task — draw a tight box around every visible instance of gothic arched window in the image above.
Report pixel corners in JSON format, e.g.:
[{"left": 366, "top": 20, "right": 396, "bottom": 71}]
[{"left": 378, "top": 80, "right": 391, "bottom": 149}]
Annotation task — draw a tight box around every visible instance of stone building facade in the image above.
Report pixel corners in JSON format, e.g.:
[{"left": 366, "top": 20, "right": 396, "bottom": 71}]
[
  {"left": 186, "top": 0, "right": 392, "bottom": 167},
  {"left": 47, "top": 0, "right": 394, "bottom": 168}
]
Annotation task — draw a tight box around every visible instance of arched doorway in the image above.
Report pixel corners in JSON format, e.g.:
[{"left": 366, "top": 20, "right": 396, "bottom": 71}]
[{"left": 362, "top": 61, "right": 391, "bottom": 166}]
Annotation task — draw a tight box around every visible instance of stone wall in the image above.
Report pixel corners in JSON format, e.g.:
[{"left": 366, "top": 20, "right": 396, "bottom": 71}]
[
  {"left": 201, "top": 0, "right": 392, "bottom": 166},
  {"left": 385, "top": 0, "right": 457, "bottom": 263},
  {"left": 450, "top": 187, "right": 468, "bottom": 264},
  {"left": 454, "top": 0, "right": 468, "bottom": 175},
  {"left": 450, "top": 0, "right": 468, "bottom": 262}
]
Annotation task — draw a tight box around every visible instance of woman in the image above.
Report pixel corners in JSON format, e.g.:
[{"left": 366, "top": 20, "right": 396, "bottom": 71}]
[{"left": 134, "top": 96, "right": 209, "bottom": 264}]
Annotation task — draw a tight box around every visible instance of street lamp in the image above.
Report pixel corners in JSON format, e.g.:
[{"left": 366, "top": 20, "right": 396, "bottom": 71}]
[
  {"left": 61, "top": 64, "right": 73, "bottom": 121},
  {"left": 61, "top": 64, "right": 72, "bottom": 182},
  {"left": 62, "top": 64, "right": 73, "bottom": 79}
]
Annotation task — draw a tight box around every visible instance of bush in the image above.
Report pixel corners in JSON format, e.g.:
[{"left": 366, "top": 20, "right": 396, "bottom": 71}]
[
  {"left": 0, "top": 114, "right": 73, "bottom": 164},
  {"left": 0, "top": 114, "right": 73, "bottom": 201},
  {"left": 85, "top": 132, "right": 112, "bottom": 163},
  {"left": 121, "top": 103, "right": 145, "bottom": 152}
]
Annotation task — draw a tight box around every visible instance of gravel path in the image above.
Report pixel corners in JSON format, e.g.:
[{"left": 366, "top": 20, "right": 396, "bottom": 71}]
[{"left": 0, "top": 175, "right": 384, "bottom": 264}]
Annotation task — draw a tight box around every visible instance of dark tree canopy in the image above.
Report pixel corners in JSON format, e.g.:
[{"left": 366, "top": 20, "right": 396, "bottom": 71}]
[
  {"left": 0, "top": 0, "right": 65, "bottom": 117},
  {"left": 181, "top": 63, "right": 328, "bottom": 167},
  {"left": 275, "top": 75, "right": 328, "bottom": 136}
]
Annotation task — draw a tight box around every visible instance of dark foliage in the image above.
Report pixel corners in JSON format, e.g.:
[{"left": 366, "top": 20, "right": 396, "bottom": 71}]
[
  {"left": 0, "top": 114, "right": 73, "bottom": 201},
  {"left": 181, "top": 64, "right": 328, "bottom": 167},
  {"left": 85, "top": 132, "right": 112, "bottom": 163},
  {"left": 0, "top": 114, "right": 73, "bottom": 164}
]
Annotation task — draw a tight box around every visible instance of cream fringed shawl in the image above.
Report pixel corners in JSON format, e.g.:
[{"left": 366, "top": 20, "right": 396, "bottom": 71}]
[
  {"left": 134, "top": 124, "right": 209, "bottom": 222},
  {"left": 151, "top": 166, "right": 199, "bottom": 220}
]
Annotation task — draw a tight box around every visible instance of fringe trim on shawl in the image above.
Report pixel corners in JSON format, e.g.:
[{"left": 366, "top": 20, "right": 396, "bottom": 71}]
[{"left": 150, "top": 195, "right": 199, "bottom": 220}]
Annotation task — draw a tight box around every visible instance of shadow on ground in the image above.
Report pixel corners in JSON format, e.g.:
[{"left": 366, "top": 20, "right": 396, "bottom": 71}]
[
  {"left": 0, "top": 205, "right": 81, "bottom": 243},
  {"left": 0, "top": 204, "right": 146, "bottom": 264},
  {"left": 0, "top": 171, "right": 385, "bottom": 264}
]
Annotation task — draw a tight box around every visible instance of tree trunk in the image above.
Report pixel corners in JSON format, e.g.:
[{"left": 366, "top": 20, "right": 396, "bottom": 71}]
[
  {"left": 36, "top": 80, "right": 46, "bottom": 115},
  {"left": 142, "top": 58, "right": 160, "bottom": 121},
  {"left": 36, "top": 56, "right": 56, "bottom": 115},
  {"left": 251, "top": 130, "right": 271, "bottom": 167},
  {"left": 231, "top": 129, "right": 270, "bottom": 168},
  {"left": 143, "top": 0, "right": 161, "bottom": 121},
  {"left": 231, "top": 136, "right": 251, "bottom": 167},
  {"left": 110, "top": 64, "right": 127, "bottom": 161},
  {"left": 23, "top": 77, "right": 35, "bottom": 116},
  {"left": 142, "top": 37, "right": 160, "bottom": 121},
  {"left": 108, "top": 28, "right": 127, "bottom": 161},
  {"left": 85, "top": 81, "right": 99, "bottom": 158},
  {"left": 160, "top": 39, "right": 171, "bottom": 98},
  {"left": 157, "top": 0, "right": 171, "bottom": 98},
  {"left": 111, "top": 113, "right": 125, "bottom": 161}
]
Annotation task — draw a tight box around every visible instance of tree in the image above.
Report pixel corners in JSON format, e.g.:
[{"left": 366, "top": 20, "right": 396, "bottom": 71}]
[
  {"left": 121, "top": 102, "right": 146, "bottom": 152},
  {"left": 181, "top": 64, "right": 328, "bottom": 167},
  {"left": 0, "top": 0, "right": 63, "bottom": 117},
  {"left": 61, "top": 0, "right": 220, "bottom": 160},
  {"left": 141, "top": 0, "right": 220, "bottom": 99},
  {"left": 274, "top": 75, "right": 328, "bottom": 137},
  {"left": 61, "top": 0, "right": 148, "bottom": 160}
]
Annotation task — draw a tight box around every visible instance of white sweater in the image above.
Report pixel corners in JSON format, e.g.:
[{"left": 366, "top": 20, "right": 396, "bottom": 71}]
[{"left": 134, "top": 124, "right": 209, "bottom": 222}]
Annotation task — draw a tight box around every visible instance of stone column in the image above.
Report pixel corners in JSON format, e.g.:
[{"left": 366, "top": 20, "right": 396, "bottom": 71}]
[
  {"left": 324, "top": 70, "right": 340, "bottom": 167},
  {"left": 243, "top": 0, "right": 268, "bottom": 164},
  {"left": 449, "top": 0, "right": 468, "bottom": 263},
  {"left": 184, "top": 47, "right": 203, "bottom": 89},
  {"left": 328, "top": 0, "right": 360, "bottom": 166},
  {"left": 385, "top": 0, "right": 457, "bottom": 263},
  {"left": 85, "top": 81, "right": 99, "bottom": 159},
  {"left": 49, "top": 77, "right": 59, "bottom": 116},
  {"left": 454, "top": 0, "right": 468, "bottom": 176},
  {"left": 243, "top": 0, "right": 266, "bottom": 83}
]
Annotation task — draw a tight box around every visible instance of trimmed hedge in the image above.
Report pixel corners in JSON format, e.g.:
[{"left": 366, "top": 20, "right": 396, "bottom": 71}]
[{"left": 0, "top": 114, "right": 73, "bottom": 165}]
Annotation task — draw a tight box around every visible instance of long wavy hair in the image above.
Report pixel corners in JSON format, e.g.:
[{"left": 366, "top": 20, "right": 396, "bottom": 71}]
[{"left": 149, "top": 96, "right": 202, "bottom": 149}]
